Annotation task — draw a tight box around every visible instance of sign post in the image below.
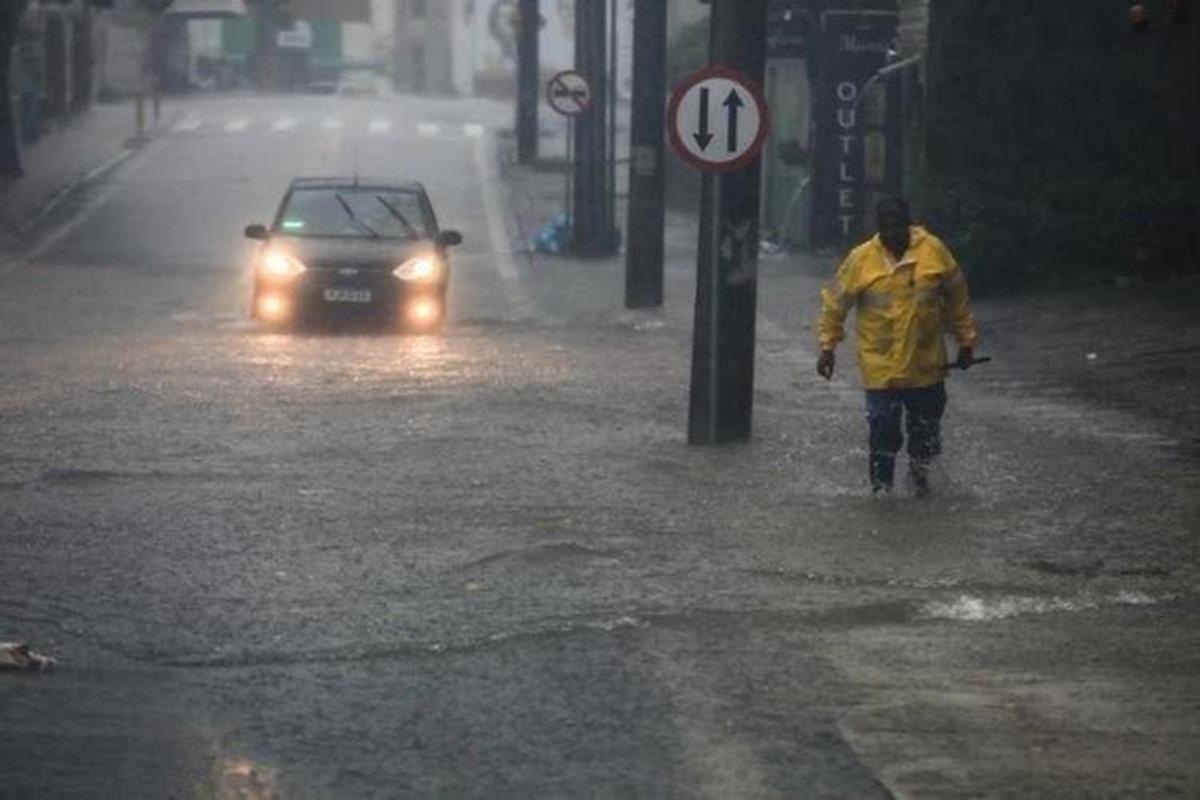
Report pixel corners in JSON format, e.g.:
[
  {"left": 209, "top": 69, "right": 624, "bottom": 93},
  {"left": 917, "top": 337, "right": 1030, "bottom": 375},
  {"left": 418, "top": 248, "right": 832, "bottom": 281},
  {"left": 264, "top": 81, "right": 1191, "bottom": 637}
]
[
  {"left": 571, "top": 1, "right": 616, "bottom": 256},
  {"left": 547, "top": 70, "right": 592, "bottom": 234},
  {"left": 667, "top": 66, "right": 770, "bottom": 174},
  {"left": 547, "top": 69, "right": 592, "bottom": 117},
  {"left": 516, "top": 0, "right": 540, "bottom": 164},
  {"left": 624, "top": 0, "right": 668, "bottom": 309},
  {"left": 668, "top": 35, "right": 770, "bottom": 445}
]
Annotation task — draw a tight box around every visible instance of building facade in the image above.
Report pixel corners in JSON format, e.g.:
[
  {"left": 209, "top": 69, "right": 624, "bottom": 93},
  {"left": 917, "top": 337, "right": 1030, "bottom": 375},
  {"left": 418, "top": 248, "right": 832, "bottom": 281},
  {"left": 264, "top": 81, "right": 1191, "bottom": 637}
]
[
  {"left": 185, "top": 0, "right": 371, "bottom": 92},
  {"left": 390, "top": 0, "right": 579, "bottom": 98},
  {"left": 391, "top": 0, "right": 463, "bottom": 94},
  {"left": 10, "top": 0, "right": 113, "bottom": 146}
]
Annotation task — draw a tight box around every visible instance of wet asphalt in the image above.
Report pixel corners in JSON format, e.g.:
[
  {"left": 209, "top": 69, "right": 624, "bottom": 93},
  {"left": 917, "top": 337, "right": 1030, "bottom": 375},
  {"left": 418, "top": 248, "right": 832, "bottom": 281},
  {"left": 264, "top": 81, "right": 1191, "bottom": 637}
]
[{"left": 0, "top": 93, "right": 1197, "bottom": 799}]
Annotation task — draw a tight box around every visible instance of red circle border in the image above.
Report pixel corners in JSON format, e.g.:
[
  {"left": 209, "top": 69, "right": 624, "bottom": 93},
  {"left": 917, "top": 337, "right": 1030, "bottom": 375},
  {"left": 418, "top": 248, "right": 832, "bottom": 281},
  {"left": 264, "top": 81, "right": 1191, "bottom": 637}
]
[
  {"left": 666, "top": 64, "right": 771, "bottom": 174},
  {"left": 546, "top": 69, "right": 592, "bottom": 117}
]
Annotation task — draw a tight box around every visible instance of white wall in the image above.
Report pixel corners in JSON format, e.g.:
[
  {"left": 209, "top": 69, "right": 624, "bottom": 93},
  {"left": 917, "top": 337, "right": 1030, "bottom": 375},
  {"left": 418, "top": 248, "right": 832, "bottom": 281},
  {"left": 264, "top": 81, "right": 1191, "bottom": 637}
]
[
  {"left": 369, "top": 0, "right": 395, "bottom": 69},
  {"left": 96, "top": 15, "right": 151, "bottom": 94},
  {"left": 342, "top": 21, "right": 374, "bottom": 65},
  {"left": 470, "top": 0, "right": 576, "bottom": 79},
  {"left": 449, "top": 0, "right": 474, "bottom": 96}
]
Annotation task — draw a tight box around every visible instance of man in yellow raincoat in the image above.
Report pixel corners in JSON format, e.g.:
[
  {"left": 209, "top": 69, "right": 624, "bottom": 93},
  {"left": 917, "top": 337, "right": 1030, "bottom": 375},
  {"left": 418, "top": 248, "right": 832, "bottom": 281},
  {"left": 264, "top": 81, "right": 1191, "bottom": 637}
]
[{"left": 817, "top": 198, "right": 980, "bottom": 495}]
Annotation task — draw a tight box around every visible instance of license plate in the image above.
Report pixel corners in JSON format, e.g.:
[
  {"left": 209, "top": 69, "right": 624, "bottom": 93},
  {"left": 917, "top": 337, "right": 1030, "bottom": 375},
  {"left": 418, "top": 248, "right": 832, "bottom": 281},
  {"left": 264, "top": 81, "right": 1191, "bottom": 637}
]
[{"left": 323, "top": 288, "right": 372, "bottom": 304}]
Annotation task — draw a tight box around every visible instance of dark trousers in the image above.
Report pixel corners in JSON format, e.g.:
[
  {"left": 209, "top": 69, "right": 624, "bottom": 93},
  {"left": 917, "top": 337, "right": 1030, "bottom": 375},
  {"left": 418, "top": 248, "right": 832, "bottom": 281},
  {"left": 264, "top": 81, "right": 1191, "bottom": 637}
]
[{"left": 864, "top": 382, "right": 947, "bottom": 488}]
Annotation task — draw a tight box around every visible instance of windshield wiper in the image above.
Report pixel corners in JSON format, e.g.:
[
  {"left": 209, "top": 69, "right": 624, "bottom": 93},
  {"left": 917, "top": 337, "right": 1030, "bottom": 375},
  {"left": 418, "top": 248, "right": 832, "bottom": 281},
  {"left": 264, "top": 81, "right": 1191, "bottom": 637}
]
[
  {"left": 334, "top": 193, "right": 380, "bottom": 238},
  {"left": 375, "top": 195, "right": 419, "bottom": 238}
]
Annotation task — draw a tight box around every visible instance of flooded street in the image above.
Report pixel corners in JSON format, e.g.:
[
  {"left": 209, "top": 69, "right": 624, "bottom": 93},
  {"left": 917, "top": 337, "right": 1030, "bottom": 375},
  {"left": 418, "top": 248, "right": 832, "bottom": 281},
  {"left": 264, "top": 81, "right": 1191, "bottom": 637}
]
[{"left": 0, "top": 88, "right": 1196, "bottom": 797}]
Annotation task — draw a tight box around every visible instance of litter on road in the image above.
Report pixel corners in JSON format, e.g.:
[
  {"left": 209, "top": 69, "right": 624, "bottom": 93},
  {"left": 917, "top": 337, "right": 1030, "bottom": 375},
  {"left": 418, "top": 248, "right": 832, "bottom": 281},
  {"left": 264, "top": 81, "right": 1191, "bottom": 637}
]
[{"left": 0, "top": 642, "right": 57, "bottom": 672}]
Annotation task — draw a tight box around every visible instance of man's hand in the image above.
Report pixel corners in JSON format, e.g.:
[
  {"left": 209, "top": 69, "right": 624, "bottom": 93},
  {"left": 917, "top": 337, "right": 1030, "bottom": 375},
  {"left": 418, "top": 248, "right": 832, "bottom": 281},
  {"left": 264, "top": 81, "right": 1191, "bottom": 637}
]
[
  {"left": 817, "top": 350, "right": 836, "bottom": 380},
  {"left": 954, "top": 345, "right": 975, "bottom": 370}
]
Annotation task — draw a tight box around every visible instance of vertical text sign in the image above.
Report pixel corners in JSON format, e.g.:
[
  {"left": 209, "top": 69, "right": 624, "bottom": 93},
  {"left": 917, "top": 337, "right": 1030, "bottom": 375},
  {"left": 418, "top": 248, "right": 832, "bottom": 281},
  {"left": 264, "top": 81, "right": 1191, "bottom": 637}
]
[{"left": 809, "top": 10, "right": 898, "bottom": 248}]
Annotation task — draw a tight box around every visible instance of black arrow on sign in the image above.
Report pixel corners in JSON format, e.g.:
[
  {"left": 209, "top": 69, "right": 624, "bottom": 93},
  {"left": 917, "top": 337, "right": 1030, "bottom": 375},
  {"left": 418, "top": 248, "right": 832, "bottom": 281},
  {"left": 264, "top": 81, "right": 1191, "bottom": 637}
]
[
  {"left": 723, "top": 89, "right": 744, "bottom": 153},
  {"left": 693, "top": 87, "right": 713, "bottom": 151}
]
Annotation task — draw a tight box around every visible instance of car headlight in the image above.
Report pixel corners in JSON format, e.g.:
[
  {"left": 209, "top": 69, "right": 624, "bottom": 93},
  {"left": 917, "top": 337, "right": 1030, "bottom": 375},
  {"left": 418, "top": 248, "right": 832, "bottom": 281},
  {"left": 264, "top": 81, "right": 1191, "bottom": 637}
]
[
  {"left": 259, "top": 249, "right": 307, "bottom": 279},
  {"left": 393, "top": 255, "right": 442, "bottom": 282}
]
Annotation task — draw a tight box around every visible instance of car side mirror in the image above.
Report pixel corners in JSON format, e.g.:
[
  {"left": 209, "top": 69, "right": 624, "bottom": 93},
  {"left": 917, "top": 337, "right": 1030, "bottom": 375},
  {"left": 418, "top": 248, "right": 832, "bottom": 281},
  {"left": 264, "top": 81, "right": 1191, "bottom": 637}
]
[
  {"left": 244, "top": 224, "right": 268, "bottom": 241},
  {"left": 439, "top": 230, "right": 463, "bottom": 247}
]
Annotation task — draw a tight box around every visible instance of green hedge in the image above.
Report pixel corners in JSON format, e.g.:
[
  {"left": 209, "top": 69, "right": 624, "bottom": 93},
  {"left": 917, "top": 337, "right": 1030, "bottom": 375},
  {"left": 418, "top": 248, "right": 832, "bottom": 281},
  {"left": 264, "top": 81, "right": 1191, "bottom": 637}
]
[{"left": 918, "top": 0, "right": 1200, "bottom": 293}]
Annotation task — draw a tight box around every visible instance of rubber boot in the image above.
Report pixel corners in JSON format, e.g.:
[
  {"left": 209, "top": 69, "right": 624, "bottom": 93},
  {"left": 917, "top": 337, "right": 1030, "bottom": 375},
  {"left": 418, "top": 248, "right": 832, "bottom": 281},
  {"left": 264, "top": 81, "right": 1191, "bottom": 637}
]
[
  {"left": 909, "top": 460, "right": 930, "bottom": 498},
  {"left": 870, "top": 453, "right": 896, "bottom": 493}
]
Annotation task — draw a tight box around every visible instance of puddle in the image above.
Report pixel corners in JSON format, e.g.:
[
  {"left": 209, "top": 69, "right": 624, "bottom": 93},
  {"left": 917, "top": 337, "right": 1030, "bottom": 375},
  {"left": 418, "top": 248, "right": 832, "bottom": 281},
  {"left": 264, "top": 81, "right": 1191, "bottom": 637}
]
[
  {"left": 214, "top": 756, "right": 280, "bottom": 800},
  {"left": 1024, "top": 558, "right": 1172, "bottom": 578},
  {"left": 461, "top": 541, "right": 628, "bottom": 569},
  {"left": 920, "top": 590, "right": 1167, "bottom": 622},
  {"left": 40, "top": 467, "right": 123, "bottom": 484}
]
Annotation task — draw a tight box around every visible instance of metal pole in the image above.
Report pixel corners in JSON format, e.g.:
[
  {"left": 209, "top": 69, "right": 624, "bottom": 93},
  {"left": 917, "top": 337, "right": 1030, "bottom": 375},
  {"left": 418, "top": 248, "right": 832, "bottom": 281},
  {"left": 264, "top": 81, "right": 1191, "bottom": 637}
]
[
  {"left": 571, "top": 0, "right": 613, "bottom": 256},
  {"left": 686, "top": 0, "right": 768, "bottom": 445},
  {"left": 607, "top": 0, "right": 619, "bottom": 247},
  {"left": 516, "top": 0, "right": 539, "bottom": 163},
  {"left": 624, "top": 0, "right": 666, "bottom": 308},
  {"left": 565, "top": 117, "right": 573, "bottom": 224}
]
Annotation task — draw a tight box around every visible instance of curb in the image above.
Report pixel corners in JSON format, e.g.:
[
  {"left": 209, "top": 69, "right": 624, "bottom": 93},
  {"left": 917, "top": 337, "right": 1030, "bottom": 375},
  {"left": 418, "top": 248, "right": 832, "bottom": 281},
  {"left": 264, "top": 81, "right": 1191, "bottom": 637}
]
[
  {"left": 0, "top": 107, "right": 178, "bottom": 271},
  {"left": 9, "top": 104, "right": 178, "bottom": 243},
  {"left": 17, "top": 146, "right": 138, "bottom": 238}
]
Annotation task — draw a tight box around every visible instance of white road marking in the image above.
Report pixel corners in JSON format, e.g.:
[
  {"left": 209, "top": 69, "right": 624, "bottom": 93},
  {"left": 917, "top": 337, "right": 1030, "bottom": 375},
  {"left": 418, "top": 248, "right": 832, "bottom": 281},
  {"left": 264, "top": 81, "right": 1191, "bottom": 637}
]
[
  {"left": 174, "top": 117, "right": 203, "bottom": 133},
  {"left": 417, "top": 122, "right": 441, "bottom": 137},
  {"left": 273, "top": 117, "right": 298, "bottom": 132},
  {"left": 368, "top": 119, "right": 393, "bottom": 134},
  {"left": 322, "top": 118, "right": 345, "bottom": 131},
  {"left": 473, "top": 132, "right": 533, "bottom": 319},
  {"left": 463, "top": 124, "right": 486, "bottom": 139},
  {"left": 225, "top": 118, "right": 249, "bottom": 133}
]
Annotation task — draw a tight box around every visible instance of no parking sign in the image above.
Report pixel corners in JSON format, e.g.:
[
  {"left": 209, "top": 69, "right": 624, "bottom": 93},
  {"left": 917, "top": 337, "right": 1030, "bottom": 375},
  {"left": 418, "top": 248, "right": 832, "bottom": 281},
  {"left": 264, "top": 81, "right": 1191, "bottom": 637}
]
[{"left": 547, "top": 70, "right": 592, "bottom": 117}]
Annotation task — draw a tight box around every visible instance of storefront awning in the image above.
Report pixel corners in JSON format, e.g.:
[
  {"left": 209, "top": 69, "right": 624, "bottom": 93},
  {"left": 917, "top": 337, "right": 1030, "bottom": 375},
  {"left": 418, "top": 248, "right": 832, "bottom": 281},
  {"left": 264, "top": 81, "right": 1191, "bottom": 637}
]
[{"left": 163, "top": 0, "right": 247, "bottom": 18}]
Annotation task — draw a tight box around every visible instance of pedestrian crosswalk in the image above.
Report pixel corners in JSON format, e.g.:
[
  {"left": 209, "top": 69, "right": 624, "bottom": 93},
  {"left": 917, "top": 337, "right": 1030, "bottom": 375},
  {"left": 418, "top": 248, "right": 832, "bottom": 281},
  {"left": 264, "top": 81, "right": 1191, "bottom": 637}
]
[{"left": 170, "top": 115, "right": 489, "bottom": 141}]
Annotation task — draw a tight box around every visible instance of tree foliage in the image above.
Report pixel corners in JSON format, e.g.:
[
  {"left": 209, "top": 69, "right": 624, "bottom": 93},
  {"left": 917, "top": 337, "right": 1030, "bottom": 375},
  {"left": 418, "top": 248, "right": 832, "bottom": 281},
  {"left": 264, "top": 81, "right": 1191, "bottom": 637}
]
[{"left": 920, "top": 0, "right": 1200, "bottom": 291}]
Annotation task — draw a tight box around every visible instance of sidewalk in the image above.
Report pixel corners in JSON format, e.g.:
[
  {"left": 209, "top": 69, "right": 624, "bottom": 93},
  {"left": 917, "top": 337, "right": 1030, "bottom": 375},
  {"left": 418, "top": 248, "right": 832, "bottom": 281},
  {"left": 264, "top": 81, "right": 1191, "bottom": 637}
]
[
  {"left": 0, "top": 100, "right": 165, "bottom": 257},
  {"left": 501, "top": 149, "right": 1200, "bottom": 455}
]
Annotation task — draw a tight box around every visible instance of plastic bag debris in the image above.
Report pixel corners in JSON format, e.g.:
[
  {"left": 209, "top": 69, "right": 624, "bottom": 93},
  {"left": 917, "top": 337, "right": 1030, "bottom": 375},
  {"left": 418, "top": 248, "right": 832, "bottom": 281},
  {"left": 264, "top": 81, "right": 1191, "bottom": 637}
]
[
  {"left": 0, "top": 642, "right": 57, "bottom": 671},
  {"left": 532, "top": 213, "right": 572, "bottom": 255}
]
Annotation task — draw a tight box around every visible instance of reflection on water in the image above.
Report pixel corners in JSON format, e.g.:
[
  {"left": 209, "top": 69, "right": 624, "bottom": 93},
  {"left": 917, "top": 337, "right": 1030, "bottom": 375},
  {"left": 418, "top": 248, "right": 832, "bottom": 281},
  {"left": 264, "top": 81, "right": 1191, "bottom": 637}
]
[
  {"left": 216, "top": 756, "right": 281, "bottom": 800},
  {"left": 225, "top": 325, "right": 575, "bottom": 408},
  {"left": 240, "top": 333, "right": 296, "bottom": 369}
]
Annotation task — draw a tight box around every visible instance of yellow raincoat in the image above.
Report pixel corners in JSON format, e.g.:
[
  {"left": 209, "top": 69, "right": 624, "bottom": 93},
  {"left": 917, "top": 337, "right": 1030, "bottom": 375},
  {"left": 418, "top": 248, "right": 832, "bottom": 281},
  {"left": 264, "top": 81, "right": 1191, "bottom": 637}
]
[{"left": 819, "top": 226, "right": 979, "bottom": 390}]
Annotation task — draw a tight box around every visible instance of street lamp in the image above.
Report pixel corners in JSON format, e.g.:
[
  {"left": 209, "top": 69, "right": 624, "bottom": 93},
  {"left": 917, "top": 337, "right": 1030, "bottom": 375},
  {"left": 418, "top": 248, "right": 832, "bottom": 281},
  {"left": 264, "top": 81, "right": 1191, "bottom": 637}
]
[{"left": 851, "top": 51, "right": 923, "bottom": 113}]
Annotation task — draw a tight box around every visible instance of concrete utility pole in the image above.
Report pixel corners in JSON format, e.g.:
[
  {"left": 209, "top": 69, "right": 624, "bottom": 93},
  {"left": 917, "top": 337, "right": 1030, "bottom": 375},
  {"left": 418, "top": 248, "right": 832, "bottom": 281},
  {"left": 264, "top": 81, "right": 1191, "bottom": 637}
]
[
  {"left": 572, "top": 0, "right": 616, "bottom": 256},
  {"left": 516, "top": 0, "right": 539, "bottom": 164},
  {"left": 0, "top": 0, "right": 30, "bottom": 177},
  {"left": 687, "top": 0, "right": 769, "bottom": 445},
  {"left": 624, "top": 0, "right": 666, "bottom": 308}
]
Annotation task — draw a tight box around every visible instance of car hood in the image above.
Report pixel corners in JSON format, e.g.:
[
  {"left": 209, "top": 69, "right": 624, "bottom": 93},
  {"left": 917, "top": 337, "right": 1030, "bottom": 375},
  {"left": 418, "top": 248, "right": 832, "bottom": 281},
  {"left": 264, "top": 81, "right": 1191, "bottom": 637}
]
[{"left": 272, "top": 236, "right": 436, "bottom": 270}]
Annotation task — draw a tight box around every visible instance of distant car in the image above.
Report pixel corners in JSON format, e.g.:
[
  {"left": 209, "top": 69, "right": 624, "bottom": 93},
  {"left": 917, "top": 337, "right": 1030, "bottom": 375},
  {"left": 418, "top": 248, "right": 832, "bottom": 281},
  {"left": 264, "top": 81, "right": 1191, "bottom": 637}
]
[
  {"left": 335, "top": 70, "right": 379, "bottom": 97},
  {"left": 245, "top": 178, "right": 463, "bottom": 331}
]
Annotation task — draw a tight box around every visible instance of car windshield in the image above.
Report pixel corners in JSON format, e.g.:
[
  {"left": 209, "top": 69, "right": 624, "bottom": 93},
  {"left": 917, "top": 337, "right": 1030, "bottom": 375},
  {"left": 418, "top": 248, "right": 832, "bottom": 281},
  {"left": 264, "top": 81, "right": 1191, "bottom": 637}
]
[{"left": 277, "top": 187, "right": 429, "bottom": 240}]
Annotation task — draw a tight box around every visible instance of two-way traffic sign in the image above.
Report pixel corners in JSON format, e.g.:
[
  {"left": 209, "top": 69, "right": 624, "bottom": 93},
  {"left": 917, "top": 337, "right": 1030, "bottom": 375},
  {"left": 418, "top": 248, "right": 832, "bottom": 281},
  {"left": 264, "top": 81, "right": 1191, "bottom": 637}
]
[
  {"left": 667, "top": 65, "right": 770, "bottom": 173},
  {"left": 547, "top": 70, "right": 592, "bottom": 117}
]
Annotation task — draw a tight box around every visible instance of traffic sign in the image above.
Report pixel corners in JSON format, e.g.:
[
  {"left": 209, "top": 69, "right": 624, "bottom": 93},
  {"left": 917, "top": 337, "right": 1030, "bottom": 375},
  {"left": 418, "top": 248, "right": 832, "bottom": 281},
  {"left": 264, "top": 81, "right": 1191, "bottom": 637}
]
[
  {"left": 667, "top": 65, "right": 770, "bottom": 173},
  {"left": 546, "top": 70, "right": 592, "bottom": 117}
]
